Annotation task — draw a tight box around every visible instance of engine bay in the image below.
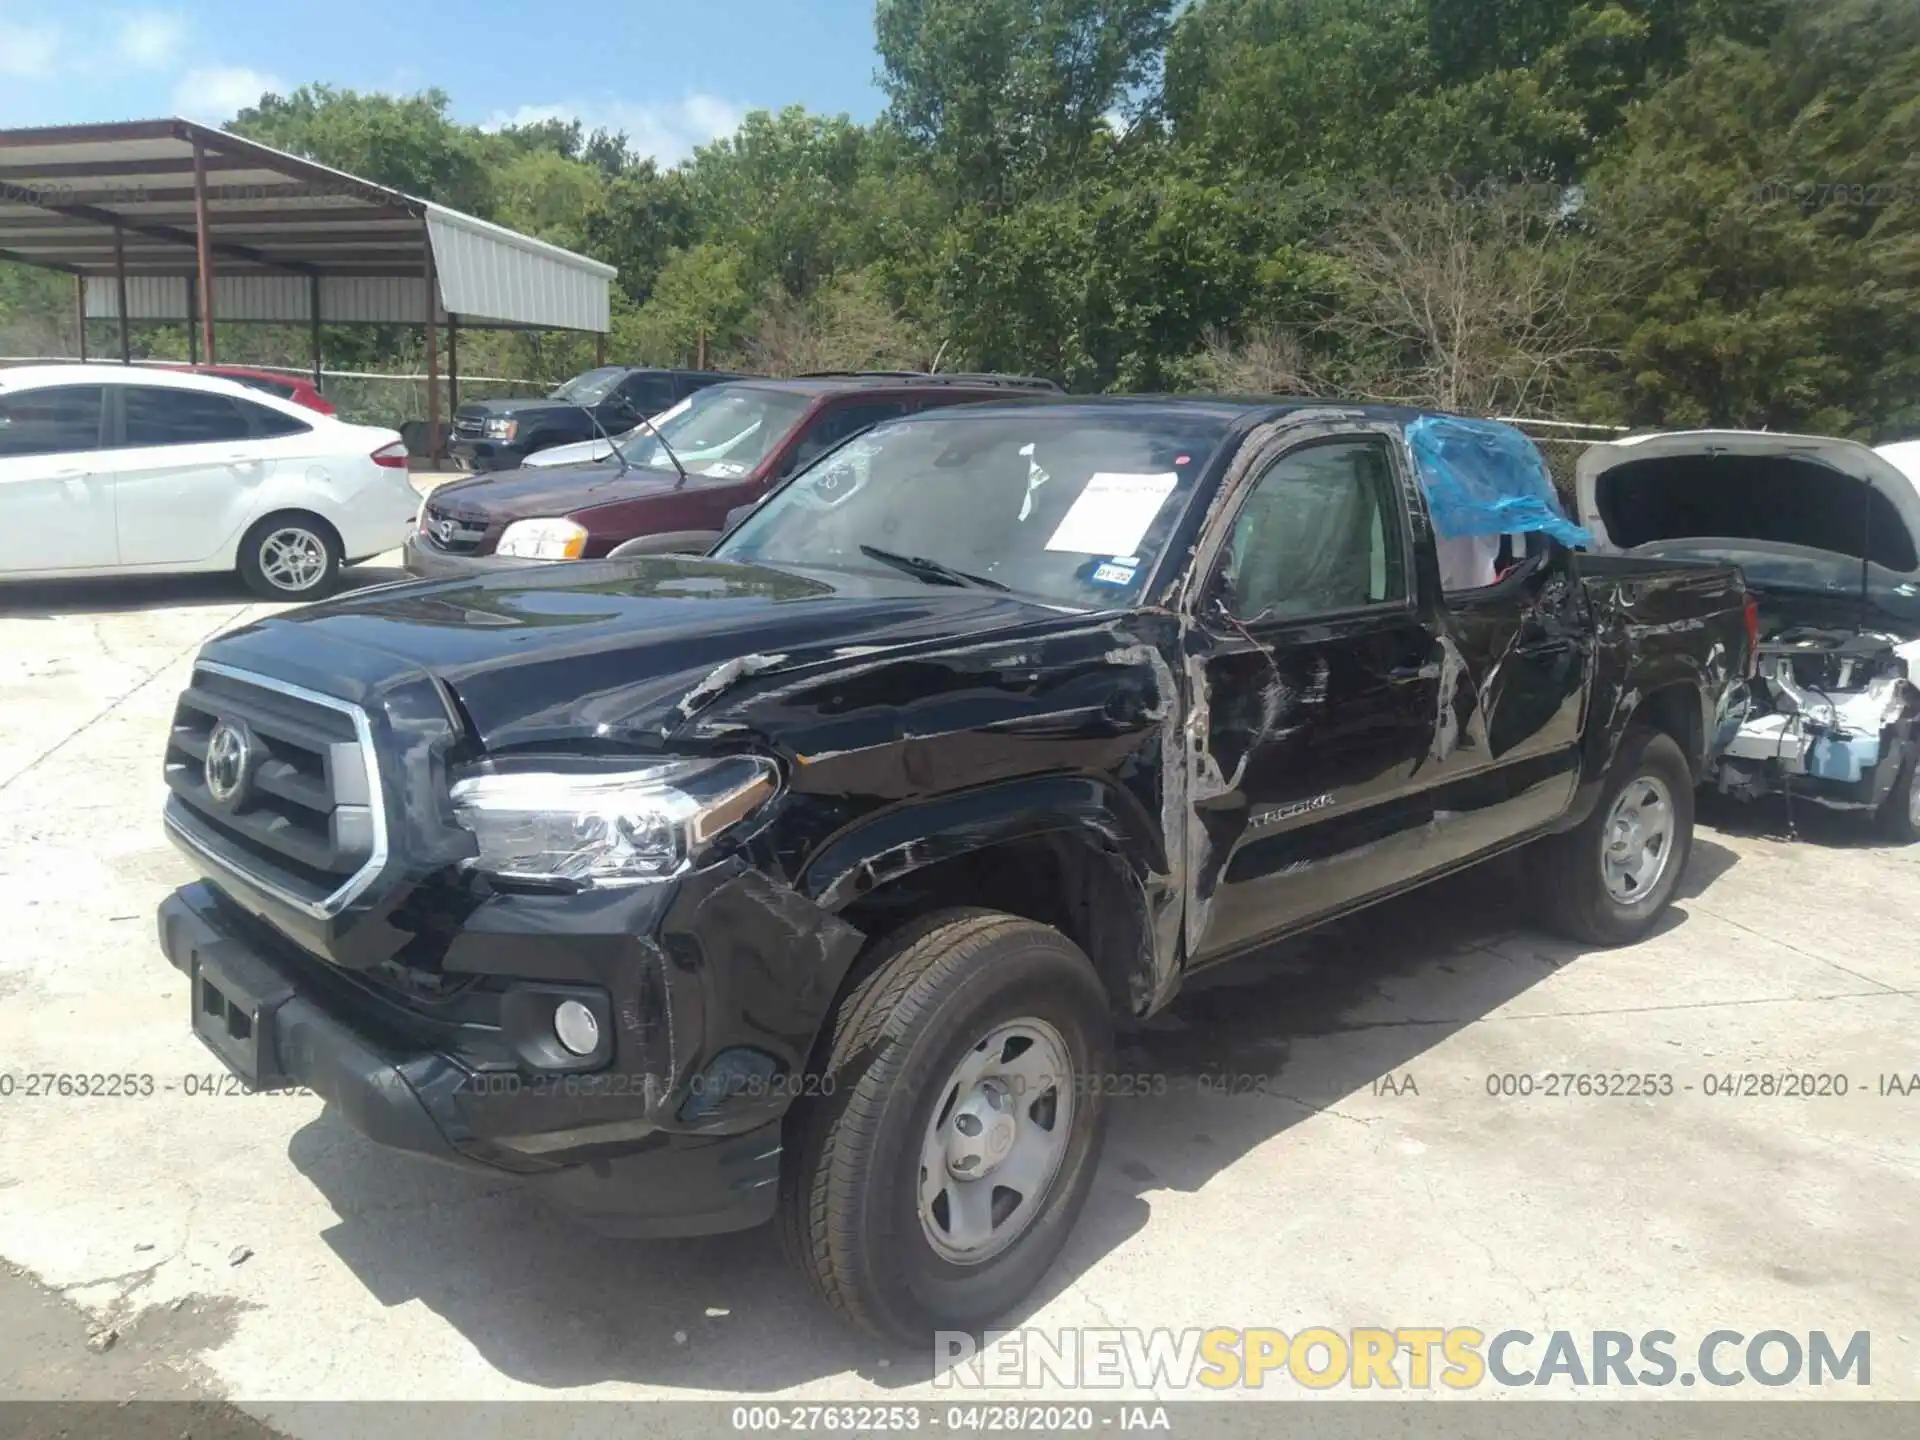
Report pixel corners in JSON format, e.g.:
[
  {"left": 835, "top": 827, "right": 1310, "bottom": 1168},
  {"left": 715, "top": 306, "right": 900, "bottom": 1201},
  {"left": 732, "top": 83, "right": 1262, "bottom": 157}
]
[{"left": 1712, "top": 623, "right": 1920, "bottom": 810}]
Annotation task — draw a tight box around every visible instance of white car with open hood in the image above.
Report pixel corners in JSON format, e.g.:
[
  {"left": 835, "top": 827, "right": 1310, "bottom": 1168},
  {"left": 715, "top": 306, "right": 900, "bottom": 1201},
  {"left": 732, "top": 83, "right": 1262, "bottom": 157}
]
[
  {"left": 1577, "top": 429, "right": 1920, "bottom": 840},
  {"left": 0, "top": 364, "right": 421, "bottom": 599}
]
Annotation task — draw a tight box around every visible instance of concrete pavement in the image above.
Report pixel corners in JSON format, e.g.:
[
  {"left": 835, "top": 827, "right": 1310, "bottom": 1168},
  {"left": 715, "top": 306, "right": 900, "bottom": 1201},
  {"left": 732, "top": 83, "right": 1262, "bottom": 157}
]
[{"left": 0, "top": 559, "right": 1916, "bottom": 1418}]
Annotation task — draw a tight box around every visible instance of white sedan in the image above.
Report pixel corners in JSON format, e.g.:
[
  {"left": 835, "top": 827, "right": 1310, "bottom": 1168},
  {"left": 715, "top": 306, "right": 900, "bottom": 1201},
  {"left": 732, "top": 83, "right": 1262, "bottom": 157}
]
[{"left": 0, "top": 364, "right": 421, "bottom": 599}]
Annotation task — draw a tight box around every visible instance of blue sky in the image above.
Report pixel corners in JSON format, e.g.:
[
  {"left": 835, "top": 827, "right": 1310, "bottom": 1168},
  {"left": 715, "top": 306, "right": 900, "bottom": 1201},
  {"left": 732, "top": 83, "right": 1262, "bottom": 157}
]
[{"left": 0, "top": 0, "right": 888, "bottom": 163}]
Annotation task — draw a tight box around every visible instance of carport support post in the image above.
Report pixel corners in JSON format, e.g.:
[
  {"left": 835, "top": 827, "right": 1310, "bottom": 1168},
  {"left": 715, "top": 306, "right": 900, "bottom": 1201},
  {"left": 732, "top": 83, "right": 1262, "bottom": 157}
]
[
  {"left": 424, "top": 238, "right": 441, "bottom": 465},
  {"left": 113, "top": 229, "right": 130, "bottom": 365},
  {"left": 186, "top": 278, "right": 198, "bottom": 365},
  {"left": 192, "top": 141, "right": 216, "bottom": 366},
  {"left": 447, "top": 316, "right": 459, "bottom": 415},
  {"left": 309, "top": 275, "right": 323, "bottom": 389},
  {"left": 72, "top": 277, "right": 86, "bottom": 361},
  {"left": 594, "top": 331, "right": 604, "bottom": 367}
]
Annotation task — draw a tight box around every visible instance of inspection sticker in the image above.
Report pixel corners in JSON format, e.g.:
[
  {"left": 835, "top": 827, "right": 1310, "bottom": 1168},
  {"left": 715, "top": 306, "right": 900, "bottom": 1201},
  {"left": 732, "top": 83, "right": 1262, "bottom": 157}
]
[
  {"left": 1090, "top": 560, "right": 1139, "bottom": 586},
  {"left": 1045, "top": 472, "right": 1179, "bottom": 556}
]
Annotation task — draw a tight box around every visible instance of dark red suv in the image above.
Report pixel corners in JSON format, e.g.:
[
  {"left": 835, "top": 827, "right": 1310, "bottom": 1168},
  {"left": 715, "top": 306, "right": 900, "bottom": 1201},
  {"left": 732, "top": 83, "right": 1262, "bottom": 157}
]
[{"left": 403, "top": 373, "right": 1059, "bottom": 579}]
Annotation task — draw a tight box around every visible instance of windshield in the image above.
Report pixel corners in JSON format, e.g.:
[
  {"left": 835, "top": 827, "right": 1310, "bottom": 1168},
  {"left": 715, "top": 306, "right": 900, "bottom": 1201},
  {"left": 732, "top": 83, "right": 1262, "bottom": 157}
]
[
  {"left": 549, "top": 367, "right": 628, "bottom": 405},
  {"left": 616, "top": 385, "right": 812, "bottom": 478},
  {"left": 714, "top": 410, "right": 1231, "bottom": 608}
]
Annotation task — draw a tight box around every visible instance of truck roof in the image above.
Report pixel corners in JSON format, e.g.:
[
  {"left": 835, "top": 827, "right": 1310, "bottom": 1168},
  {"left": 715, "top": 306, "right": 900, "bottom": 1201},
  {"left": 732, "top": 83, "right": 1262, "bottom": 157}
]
[
  {"left": 722, "top": 372, "right": 1061, "bottom": 399},
  {"left": 881, "top": 392, "right": 1444, "bottom": 427}
]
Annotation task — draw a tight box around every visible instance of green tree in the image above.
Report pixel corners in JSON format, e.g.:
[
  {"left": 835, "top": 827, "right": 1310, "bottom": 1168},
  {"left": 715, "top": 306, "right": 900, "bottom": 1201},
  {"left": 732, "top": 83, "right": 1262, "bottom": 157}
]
[
  {"left": 1577, "top": 0, "right": 1920, "bottom": 437},
  {"left": 877, "top": 0, "right": 1174, "bottom": 196},
  {"left": 488, "top": 148, "right": 606, "bottom": 252},
  {"left": 624, "top": 243, "right": 757, "bottom": 366},
  {"left": 230, "top": 86, "right": 494, "bottom": 213},
  {"left": 680, "top": 108, "right": 876, "bottom": 297}
]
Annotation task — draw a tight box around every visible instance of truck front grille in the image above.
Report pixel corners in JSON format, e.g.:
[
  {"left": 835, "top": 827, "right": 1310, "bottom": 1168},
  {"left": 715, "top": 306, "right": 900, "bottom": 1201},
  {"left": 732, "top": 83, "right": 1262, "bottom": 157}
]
[{"left": 163, "top": 663, "right": 387, "bottom": 918}]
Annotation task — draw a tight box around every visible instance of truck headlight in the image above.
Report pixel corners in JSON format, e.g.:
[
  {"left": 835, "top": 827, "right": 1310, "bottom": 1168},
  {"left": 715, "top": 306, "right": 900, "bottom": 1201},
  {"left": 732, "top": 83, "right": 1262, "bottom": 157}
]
[
  {"left": 497, "top": 518, "right": 588, "bottom": 559},
  {"left": 449, "top": 756, "right": 778, "bottom": 887},
  {"left": 485, "top": 418, "right": 518, "bottom": 441}
]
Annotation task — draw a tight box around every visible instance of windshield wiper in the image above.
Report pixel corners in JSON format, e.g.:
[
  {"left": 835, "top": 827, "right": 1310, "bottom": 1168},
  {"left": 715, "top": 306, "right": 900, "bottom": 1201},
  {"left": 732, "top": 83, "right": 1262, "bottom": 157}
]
[{"left": 858, "top": 544, "right": 1009, "bottom": 592}]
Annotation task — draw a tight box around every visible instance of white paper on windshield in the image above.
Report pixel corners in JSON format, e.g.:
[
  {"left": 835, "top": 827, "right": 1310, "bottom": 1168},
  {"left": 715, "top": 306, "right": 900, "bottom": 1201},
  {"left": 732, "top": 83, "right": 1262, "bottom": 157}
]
[{"left": 1043, "top": 472, "right": 1179, "bottom": 556}]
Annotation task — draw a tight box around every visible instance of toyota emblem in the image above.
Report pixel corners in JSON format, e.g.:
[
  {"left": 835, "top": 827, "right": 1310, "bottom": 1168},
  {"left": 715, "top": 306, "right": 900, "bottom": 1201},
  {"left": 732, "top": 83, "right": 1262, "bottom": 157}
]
[
  {"left": 436, "top": 518, "right": 456, "bottom": 543},
  {"left": 204, "top": 721, "right": 253, "bottom": 806}
]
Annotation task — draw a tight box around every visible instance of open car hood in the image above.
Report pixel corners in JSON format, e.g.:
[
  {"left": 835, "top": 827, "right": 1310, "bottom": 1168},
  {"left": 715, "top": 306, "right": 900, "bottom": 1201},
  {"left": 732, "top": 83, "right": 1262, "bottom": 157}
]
[{"left": 1576, "top": 431, "right": 1920, "bottom": 607}]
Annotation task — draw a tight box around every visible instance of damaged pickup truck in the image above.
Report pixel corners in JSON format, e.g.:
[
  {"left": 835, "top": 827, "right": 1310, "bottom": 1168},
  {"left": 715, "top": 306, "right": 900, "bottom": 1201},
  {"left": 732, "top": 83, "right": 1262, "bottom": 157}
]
[
  {"left": 156, "top": 398, "right": 1751, "bottom": 1341},
  {"left": 1578, "top": 431, "right": 1920, "bottom": 841}
]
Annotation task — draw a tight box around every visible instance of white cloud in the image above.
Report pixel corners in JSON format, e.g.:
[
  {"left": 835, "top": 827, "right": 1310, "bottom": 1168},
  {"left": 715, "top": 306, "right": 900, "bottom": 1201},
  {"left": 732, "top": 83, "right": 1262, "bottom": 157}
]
[
  {"left": 114, "top": 11, "right": 185, "bottom": 69},
  {"left": 483, "top": 94, "right": 746, "bottom": 167},
  {"left": 172, "top": 65, "right": 284, "bottom": 122},
  {"left": 0, "top": 21, "right": 59, "bottom": 77}
]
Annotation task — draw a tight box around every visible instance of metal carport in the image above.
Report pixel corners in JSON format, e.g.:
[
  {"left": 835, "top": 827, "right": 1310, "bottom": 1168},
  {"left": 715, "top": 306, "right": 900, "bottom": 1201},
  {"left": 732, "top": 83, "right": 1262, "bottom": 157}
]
[{"left": 0, "top": 116, "right": 616, "bottom": 459}]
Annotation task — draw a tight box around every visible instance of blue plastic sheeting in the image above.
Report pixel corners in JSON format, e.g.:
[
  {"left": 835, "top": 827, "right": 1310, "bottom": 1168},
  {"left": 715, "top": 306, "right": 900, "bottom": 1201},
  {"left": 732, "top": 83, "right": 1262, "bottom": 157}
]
[{"left": 1407, "top": 414, "right": 1595, "bottom": 546}]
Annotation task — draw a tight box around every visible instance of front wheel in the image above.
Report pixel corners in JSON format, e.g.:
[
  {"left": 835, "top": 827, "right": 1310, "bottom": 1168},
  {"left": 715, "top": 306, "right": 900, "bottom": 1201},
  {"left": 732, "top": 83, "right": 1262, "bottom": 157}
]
[
  {"left": 1879, "top": 750, "right": 1920, "bottom": 844},
  {"left": 1530, "top": 727, "right": 1695, "bottom": 945},
  {"left": 238, "top": 513, "right": 342, "bottom": 600},
  {"left": 779, "top": 910, "right": 1113, "bottom": 1343}
]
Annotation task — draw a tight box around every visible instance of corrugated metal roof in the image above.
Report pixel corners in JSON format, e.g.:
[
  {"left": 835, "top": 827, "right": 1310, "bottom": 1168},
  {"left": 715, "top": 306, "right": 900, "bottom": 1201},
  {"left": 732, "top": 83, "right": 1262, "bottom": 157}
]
[
  {"left": 85, "top": 274, "right": 450, "bottom": 324},
  {"left": 1, "top": 117, "right": 613, "bottom": 332},
  {"left": 426, "top": 209, "right": 611, "bottom": 332}
]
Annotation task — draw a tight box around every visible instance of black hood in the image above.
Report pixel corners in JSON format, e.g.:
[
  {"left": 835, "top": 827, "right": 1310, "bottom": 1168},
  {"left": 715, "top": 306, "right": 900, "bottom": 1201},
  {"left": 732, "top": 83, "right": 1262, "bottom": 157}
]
[
  {"left": 455, "top": 397, "right": 582, "bottom": 419},
  {"left": 201, "top": 558, "right": 1064, "bottom": 750},
  {"left": 426, "top": 463, "right": 677, "bottom": 521}
]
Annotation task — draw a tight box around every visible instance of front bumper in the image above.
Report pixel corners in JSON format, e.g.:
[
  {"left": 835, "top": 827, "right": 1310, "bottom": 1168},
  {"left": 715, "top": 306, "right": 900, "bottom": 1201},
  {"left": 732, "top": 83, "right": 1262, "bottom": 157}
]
[
  {"left": 401, "top": 531, "right": 543, "bottom": 581},
  {"left": 1708, "top": 720, "right": 1915, "bottom": 813},
  {"left": 156, "top": 878, "right": 837, "bottom": 1236}
]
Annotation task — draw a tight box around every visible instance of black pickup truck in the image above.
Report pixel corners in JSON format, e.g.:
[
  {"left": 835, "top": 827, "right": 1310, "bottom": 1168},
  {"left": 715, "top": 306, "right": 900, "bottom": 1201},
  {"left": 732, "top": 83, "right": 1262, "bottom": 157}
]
[
  {"left": 448, "top": 366, "right": 741, "bottom": 470},
  {"left": 155, "top": 398, "right": 1751, "bottom": 1342}
]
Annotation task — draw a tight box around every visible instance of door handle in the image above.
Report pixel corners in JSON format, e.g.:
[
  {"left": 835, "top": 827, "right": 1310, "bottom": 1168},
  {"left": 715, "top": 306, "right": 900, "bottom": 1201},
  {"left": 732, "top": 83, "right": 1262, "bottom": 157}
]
[
  {"left": 1512, "top": 639, "right": 1572, "bottom": 659},
  {"left": 1388, "top": 662, "right": 1440, "bottom": 683}
]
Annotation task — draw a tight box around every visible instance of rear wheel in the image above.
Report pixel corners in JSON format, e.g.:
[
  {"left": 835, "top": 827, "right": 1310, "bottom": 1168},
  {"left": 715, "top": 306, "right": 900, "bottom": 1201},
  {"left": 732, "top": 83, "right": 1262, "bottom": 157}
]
[
  {"left": 779, "top": 910, "right": 1113, "bottom": 1343},
  {"left": 237, "top": 513, "right": 342, "bottom": 600},
  {"left": 1879, "top": 751, "right": 1920, "bottom": 844},
  {"left": 1530, "top": 728, "right": 1694, "bottom": 945}
]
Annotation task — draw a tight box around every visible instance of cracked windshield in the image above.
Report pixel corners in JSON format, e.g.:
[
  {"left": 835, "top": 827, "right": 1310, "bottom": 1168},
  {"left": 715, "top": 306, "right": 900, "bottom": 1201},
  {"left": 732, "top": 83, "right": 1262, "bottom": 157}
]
[{"left": 716, "top": 411, "right": 1232, "bottom": 607}]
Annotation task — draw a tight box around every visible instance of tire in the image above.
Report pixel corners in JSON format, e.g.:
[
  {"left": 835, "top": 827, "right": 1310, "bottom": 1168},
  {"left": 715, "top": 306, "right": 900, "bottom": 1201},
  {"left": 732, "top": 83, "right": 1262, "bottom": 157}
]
[
  {"left": 1530, "top": 727, "right": 1695, "bottom": 946},
  {"left": 237, "top": 513, "right": 343, "bottom": 600},
  {"left": 778, "top": 909, "right": 1113, "bottom": 1344},
  {"left": 1879, "top": 750, "right": 1920, "bottom": 844}
]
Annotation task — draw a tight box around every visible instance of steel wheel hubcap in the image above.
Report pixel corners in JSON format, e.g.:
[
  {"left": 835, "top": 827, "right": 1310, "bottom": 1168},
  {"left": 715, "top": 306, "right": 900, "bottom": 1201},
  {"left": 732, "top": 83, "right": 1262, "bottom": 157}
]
[
  {"left": 919, "top": 1018, "right": 1074, "bottom": 1266},
  {"left": 260, "top": 528, "right": 327, "bottom": 591},
  {"left": 1907, "top": 768, "right": 1920, "bottom": 830},
  {"left": 1601, "top": 775, "right": 1676, "bottom": 905}
]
